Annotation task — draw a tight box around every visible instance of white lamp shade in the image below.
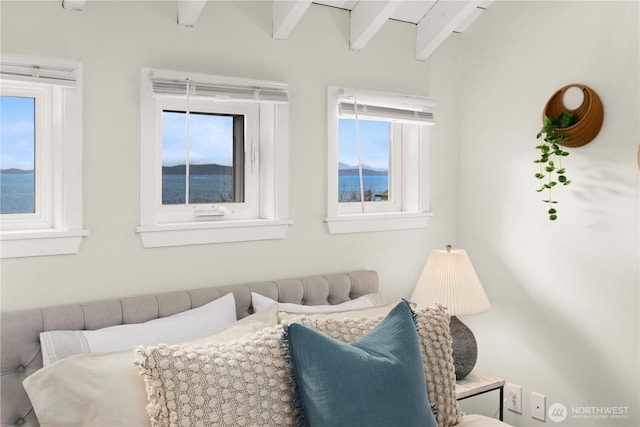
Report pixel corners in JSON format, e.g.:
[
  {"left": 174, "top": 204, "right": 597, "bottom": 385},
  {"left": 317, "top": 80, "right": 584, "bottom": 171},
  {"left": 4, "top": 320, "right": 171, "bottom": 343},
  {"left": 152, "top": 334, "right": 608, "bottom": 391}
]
[{"left": 411, "top": 247, "right": 491, "bottom": 315}]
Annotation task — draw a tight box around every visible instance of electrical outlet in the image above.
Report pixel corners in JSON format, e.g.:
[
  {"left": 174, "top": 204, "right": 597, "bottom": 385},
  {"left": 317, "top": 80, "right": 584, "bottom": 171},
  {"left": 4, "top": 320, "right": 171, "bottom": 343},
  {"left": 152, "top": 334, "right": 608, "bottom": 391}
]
[
  {"left": 505, "top": 383, "right": 522, "bottom": 414},
  {"left": 532, "top": 392, "right": 546, "bottom": 421}
]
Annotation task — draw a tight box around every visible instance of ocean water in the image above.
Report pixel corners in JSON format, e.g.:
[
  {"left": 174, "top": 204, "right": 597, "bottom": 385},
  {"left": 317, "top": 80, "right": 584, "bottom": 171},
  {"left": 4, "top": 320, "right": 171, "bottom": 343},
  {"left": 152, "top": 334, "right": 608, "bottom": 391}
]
[
  {"left": 0, "top": 173, "right": 34, "bottom": 214},
  {"left": 1, "top": 173, "right": 390, "bottom": 213},
  {"left": 338, "top": 175, "right": 389, "bottom": 202},
  {"left": 163, "top": 174, "right": 234, "bottom": 204}
]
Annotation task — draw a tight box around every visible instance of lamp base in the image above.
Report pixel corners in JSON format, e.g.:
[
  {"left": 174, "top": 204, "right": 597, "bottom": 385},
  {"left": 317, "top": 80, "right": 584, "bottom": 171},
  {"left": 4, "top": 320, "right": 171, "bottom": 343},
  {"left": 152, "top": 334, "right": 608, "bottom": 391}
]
[{"left": 450, "top": 316, "right": 478, "bottom": 380}]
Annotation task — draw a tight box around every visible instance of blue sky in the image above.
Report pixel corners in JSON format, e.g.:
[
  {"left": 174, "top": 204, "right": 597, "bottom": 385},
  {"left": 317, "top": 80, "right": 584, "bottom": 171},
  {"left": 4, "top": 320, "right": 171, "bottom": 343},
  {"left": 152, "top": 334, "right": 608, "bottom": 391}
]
[
  {"left": 162, "top": 112, "right": 234, "bottom": 167},
  {"left": 1, "top": 96, "right": 35, "bottom": 171},
  {"left": 338, "top": 118, "right": 389, "bottom": 170}
]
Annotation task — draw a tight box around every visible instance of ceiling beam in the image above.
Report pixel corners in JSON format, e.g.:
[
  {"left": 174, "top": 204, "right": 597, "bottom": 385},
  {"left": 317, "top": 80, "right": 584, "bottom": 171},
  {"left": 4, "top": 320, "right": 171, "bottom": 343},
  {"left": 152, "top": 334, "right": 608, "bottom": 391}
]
[
  {"left": 455, "top": 0, "right": 492, "bottom": 32},
  {"left": 273, "top": 1, "right": 312, "bottom": 40},
  {"left": 416, "top": 0, "right": 485, "bottom": 61},
  {"left": 62, "top": 0, "right": 86, "bottom": 11},
  {"left": 350, "top": 0, "right": 402, "bottom": 51},
  {"left": 177, "top": 0, "right": 208, "bottom": 27}
]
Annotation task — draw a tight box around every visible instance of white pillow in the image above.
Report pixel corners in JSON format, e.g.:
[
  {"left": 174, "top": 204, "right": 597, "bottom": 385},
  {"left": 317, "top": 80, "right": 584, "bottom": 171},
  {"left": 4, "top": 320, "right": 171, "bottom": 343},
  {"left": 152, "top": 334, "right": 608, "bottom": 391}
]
[
  {"left": 23, "top": 304, "right": 279, "bottom": 427},
  {"left": 251, "top": 292, "right": 383, "bottom": 313},
  {"left": 277, "top": 301, "right": 397, "bottom": 322},
  {"left": 40, "top": 292, "right": 237, "bottom": 366}
]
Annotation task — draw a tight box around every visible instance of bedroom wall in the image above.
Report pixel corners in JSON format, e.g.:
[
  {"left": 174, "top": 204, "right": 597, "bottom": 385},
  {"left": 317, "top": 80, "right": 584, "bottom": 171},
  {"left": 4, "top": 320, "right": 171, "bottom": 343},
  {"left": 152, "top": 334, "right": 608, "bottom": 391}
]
[
  {"left": 457, "top": 1, "right": 639, "bottom": 426},
  {"left": 0, "top": 1, "right": 461, "bottom": 311}
]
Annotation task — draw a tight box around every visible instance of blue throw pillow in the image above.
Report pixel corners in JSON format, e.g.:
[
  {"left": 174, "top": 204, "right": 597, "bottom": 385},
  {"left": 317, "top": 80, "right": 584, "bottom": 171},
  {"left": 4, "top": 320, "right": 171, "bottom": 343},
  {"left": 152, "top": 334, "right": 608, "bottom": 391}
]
[{"left": 282, "top": 300, "right": 438, "bottom": 427}]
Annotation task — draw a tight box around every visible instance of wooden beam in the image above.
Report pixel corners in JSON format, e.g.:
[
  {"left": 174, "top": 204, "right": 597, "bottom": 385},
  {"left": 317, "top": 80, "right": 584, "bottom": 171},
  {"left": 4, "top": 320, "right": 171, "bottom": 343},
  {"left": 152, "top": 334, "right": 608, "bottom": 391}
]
[
  {"left": 273, "top": 1, "right": 312, "bottom": 40},
  {"left": 416, "top": 0, "right": 484, "bottom": 61},
  {"left": 177, "top": 0, "right": 208, "bottom": 27},
  {"left": 350, "top": 0, "right": 401, "bottom": 51},
  {"left": 62, "top": 0, "right": 86, "bottom": 11},
  {"left": 455, "top": 0, "right": 492, "bottom": 32}
]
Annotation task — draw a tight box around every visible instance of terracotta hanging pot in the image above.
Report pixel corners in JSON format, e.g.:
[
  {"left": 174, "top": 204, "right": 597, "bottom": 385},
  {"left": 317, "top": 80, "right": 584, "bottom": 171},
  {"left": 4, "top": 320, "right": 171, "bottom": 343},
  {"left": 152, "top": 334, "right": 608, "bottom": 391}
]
[{"left": 543, "top": 84, "right": 604, "bottom": 148}]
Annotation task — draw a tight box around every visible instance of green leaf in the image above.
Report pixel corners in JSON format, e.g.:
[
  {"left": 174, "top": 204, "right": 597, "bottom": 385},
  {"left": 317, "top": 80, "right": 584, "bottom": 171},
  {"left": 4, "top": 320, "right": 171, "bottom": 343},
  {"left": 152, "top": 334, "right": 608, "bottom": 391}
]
[
  {"left": 556, "top": 168, "right": 566, "bottom": 174},
  {"left": 535, "top": 173, "right": 545, "bottom": 179},
  {"left": 549, "top": 214, "right": 558, "bottom": 221},
  {"left": 548, "top": 208, "right": 557, "bottom": 214},
  {"left": 563, "top": 180, "right": 572, "bottom": 186},
  {"left": 558, "top": 175, "right": 567, "bottom": 183}
]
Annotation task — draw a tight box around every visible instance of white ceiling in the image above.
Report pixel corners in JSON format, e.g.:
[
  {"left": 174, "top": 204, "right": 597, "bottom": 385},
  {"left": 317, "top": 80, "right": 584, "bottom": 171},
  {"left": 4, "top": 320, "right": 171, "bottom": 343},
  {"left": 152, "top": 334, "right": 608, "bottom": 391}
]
[{"left": 61, "top": 0, "right": 492, "bottom": 61}]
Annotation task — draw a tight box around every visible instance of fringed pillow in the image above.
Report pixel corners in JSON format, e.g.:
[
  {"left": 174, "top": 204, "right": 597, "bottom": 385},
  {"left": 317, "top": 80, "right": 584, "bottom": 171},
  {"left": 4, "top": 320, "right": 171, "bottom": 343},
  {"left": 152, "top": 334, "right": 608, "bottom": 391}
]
[
  {"left": 281, "top": 301, "right": 437, "bottom": 427},
  {"left": 135, "top": 325, "right": 296, "bottom": 427},
  {"left": 285, "top": 303, "right": 463, "bottom": 427}
]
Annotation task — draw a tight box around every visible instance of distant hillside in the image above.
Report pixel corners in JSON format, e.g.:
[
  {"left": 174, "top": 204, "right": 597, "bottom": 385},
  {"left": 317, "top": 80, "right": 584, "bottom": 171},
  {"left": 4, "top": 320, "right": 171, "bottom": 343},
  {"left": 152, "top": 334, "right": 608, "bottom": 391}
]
[
  {"left": 162, "top": 164, "right": 232, "bottom": 175},
  {"left": 339, "top": 168, "right": 387, "bottom": 176},
  {"left": 0, "top": 168, "right": 33, "bottom": 174},
  {"left": 338, "top": 162, "right": 387, "bottom": 176}
]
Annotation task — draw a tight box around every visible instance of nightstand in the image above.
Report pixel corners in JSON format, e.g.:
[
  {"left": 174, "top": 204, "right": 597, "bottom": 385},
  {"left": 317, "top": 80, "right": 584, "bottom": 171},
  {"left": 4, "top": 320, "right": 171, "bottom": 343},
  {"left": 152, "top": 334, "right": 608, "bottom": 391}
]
[{"left": 456, "top": 371, "right": 505, "bottom": 421}]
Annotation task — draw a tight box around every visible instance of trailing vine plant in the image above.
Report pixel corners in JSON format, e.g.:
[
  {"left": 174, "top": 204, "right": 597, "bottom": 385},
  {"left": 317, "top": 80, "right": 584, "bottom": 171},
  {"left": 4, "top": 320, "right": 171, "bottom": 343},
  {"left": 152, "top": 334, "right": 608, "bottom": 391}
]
[{"left": 534, "top": 112, "right": 577, "bottom": 220}]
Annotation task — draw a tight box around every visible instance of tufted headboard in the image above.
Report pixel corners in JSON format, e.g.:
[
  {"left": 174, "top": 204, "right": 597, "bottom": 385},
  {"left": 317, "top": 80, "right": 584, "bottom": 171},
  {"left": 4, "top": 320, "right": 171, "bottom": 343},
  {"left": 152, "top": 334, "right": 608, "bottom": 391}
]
[{"left": 0, "top": 270, "right": 379, "bottom": 427}]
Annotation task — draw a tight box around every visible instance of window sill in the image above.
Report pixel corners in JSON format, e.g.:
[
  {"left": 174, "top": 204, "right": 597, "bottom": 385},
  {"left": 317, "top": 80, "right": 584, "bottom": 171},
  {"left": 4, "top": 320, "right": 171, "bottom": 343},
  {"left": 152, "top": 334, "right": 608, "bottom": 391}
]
[
  {"left": 0, "top": 229, "right": 89, "bottom": 258},
  {"left": 136, "top": 219, "right": 293, "bottom": 248},
  {"left": 325, "top": 212, "right": 432, "bottom": 235}
]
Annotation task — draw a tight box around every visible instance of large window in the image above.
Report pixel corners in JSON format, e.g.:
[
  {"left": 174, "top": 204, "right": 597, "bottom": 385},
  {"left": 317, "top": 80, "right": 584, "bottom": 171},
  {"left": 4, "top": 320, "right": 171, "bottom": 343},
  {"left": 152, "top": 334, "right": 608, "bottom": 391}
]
[
  {"left": 0, "top": 53, "right": 86, "bottom": 258},
  {"left": 326, "top": 87, "right": 435, "bottom": 234},
  {"left": 138, "top": 68, "right": 291, "bottom": 247}
]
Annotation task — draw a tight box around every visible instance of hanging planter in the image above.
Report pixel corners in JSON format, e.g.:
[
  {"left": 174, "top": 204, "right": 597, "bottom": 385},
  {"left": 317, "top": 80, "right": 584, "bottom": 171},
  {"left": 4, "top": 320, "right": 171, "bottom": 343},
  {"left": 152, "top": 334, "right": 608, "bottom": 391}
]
[
  {"left": 534, "top": 84, "right": 604, "bottom": 220},
  {"left": 542, "top": 84, "right": 604, "bottom": 148}
]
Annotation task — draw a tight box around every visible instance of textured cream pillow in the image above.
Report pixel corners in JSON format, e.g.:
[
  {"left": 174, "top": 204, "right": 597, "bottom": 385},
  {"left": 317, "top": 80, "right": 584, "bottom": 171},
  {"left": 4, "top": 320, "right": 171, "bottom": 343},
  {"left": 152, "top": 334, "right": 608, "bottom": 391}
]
[
  {"left": 23, "top": 304, "right": 279, "bottom": 427},
  {"left": 136, "top": 325, "right": 295, "bottom": 427},
  {"left": 136, "top": 304, "right": 462, "bottom": 427}
]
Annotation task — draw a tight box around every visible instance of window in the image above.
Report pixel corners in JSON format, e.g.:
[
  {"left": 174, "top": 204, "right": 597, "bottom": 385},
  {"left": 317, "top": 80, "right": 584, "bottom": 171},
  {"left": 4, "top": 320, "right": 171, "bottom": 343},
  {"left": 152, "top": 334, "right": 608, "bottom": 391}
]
[
  {"left": 0, "top": 53, "right": 86, "bottom": 258},
  {"left": 137, "top": 68, "right": 291, "bottom": 247},
  {"left": 326, "top": 87, "right": 435, "bottom": 234}
]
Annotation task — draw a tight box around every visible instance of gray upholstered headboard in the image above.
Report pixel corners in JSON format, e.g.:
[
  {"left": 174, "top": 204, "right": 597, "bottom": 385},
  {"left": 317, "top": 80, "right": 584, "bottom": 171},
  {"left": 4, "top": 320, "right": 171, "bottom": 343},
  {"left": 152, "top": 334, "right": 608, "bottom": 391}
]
[{"left": 0, "top": 270, "right": 378, "bottom": 427}]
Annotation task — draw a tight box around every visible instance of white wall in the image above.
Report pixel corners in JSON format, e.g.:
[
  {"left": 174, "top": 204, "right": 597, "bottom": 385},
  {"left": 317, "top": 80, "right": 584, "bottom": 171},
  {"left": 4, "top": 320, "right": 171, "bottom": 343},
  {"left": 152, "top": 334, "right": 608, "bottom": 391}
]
[
  {"left": 0, "top": 1, "right": 460, "bottom": 311},
  {"left": 457, "top": 1, "right": 639, "bottom": 426}
]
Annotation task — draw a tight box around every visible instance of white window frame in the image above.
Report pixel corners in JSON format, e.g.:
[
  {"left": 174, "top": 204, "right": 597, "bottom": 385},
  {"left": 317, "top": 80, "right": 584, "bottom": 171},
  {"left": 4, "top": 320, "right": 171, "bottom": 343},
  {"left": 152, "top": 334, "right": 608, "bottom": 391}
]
[
  {"left": 326, "top": 86, "right": 434, "bottom": 234},
  {"left": 0, "top": 53, "right": 87, "bottom": 258},
  {"left": 137, "top": 68, "right": 291, "bottom": 248}
]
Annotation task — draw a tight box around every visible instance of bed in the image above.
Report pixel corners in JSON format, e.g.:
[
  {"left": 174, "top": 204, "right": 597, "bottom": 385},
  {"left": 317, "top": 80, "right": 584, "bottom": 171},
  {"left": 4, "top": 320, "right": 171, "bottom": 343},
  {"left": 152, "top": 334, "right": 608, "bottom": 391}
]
[{"left": 1, "top": 270, "right": 510, "bottom": 427}]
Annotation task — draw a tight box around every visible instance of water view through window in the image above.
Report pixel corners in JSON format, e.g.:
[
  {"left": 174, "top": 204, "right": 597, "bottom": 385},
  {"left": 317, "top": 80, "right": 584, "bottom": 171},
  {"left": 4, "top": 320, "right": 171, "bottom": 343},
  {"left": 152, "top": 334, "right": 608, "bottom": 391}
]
[
  {"left": 162, "top": 111, "right": 239, "bottom": 205},
  {"left": 0, "top": 96, "right": 35, "bottom": 214},
  {"left": 338, "top": 118, "right": 390, "bottom": 202}
]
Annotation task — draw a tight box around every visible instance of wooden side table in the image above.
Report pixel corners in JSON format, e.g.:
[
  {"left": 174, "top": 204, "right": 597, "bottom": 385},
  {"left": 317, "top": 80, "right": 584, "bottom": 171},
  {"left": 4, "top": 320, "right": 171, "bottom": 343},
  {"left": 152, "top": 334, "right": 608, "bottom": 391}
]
[{"left": 456, "top": 371, "right": 505, "bottom": 421}]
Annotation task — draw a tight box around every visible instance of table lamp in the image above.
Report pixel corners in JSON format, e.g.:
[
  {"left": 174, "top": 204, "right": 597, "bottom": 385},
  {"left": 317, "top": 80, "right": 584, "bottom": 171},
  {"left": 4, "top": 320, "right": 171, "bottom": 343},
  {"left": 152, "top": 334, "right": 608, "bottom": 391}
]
[{"left": 410, "top": 245, "right": 491, "bottom": 379}]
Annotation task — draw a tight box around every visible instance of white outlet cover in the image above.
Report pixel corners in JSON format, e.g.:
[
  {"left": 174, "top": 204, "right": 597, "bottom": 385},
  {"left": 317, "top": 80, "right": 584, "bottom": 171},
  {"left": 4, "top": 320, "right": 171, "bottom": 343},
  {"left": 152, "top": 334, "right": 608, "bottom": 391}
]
[
  {"left": 505, "top": 383, "right": 522, "bottom": 414},
  {"left": 532, "top": 392, "right": 546, "bottom": 421}
]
